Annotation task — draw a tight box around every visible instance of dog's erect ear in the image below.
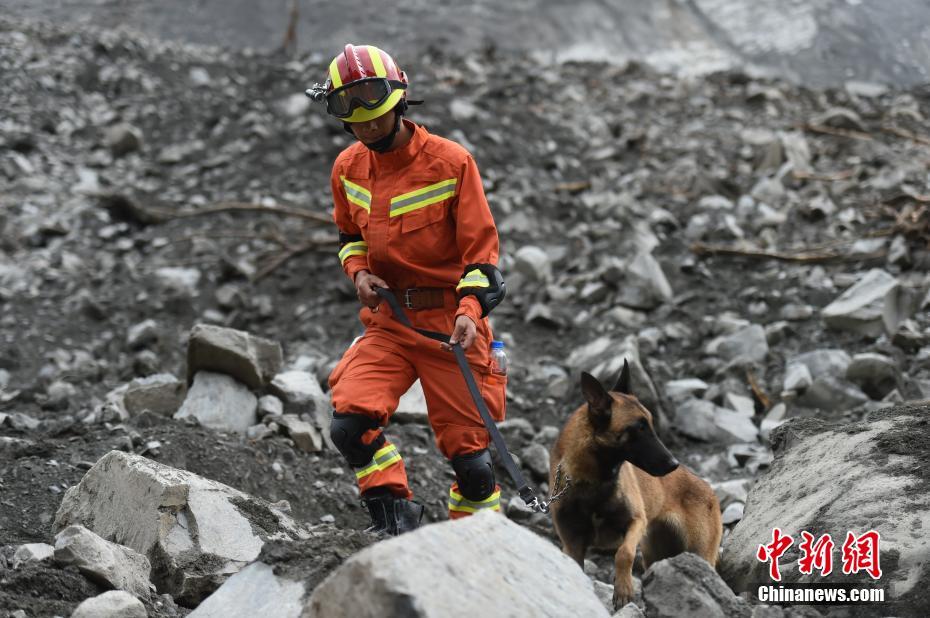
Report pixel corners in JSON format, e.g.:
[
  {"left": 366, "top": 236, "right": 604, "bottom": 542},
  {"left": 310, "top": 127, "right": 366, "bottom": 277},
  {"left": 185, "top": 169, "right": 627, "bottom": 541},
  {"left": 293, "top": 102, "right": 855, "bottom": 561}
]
[
  {"left": 612, "top": 359, "right": 632, "bottom": 395},
  {"left": 581, "top": 371, "right": 612, "bottom": 428}
]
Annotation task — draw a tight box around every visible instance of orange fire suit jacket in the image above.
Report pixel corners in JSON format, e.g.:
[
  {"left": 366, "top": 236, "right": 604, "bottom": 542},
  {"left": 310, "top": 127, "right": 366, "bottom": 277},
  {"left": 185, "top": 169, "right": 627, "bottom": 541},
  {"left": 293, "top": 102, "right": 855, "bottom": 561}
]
[{"left": 332, "top": 119, "right": 499, "bottom": 332}]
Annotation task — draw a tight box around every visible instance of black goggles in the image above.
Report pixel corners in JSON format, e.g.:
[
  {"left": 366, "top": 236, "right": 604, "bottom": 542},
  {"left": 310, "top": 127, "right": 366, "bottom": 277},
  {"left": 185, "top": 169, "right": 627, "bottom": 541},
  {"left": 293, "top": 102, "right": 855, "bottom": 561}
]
[{"left": 324, "top": 77, "right": 407, "bottom": 118}]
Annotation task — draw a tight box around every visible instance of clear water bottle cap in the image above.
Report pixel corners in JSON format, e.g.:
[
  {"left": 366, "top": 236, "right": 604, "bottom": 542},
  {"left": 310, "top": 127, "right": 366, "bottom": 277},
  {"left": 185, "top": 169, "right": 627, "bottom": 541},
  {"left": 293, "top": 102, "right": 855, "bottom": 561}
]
[{"left": 491, "top": 340, "right": 505, "bottom": 349}]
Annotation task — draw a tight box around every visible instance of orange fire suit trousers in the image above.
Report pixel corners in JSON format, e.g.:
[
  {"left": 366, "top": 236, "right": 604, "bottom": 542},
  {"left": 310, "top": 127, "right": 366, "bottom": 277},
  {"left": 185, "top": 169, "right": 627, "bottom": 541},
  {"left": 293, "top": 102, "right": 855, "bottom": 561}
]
[{"left": 328, "top": 297, "right": 506, "bottom": 519}]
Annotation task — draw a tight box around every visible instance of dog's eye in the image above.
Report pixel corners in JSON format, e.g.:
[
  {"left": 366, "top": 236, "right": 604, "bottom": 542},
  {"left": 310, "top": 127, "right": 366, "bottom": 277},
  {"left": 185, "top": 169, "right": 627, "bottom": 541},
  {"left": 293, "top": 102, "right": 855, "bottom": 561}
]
[{"left": 636, "top": 419, "right": 648, "bottom": 431}]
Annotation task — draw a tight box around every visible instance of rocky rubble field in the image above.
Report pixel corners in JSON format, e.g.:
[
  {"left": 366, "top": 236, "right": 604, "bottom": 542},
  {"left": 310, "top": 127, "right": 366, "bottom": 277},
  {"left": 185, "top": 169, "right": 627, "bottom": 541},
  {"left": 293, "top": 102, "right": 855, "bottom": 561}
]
[{"left": 2, "top": 14, "right": 930, "bottom": 618}]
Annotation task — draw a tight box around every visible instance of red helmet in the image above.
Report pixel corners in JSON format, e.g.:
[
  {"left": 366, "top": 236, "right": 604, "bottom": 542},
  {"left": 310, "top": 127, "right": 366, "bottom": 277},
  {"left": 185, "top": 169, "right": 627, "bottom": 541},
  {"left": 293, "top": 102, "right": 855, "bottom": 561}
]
[{"left": 318, "top": 44, "right": 408, "bottom": 123}]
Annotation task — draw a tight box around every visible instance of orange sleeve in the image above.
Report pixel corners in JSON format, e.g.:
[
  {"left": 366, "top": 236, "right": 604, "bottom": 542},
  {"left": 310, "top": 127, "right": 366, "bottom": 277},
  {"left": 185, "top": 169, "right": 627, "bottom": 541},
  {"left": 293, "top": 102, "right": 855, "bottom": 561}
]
[
  {"left": 452, "top": 155, "right": 500, "bottom": 325},
  {"left": 331, "top": 162, "right": 369, "bottom": 282}
]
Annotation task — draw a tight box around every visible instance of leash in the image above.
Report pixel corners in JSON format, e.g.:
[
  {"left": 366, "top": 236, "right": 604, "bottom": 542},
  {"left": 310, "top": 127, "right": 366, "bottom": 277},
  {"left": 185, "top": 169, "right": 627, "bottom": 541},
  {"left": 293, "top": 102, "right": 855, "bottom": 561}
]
[{"left": 374, "top": 287, "right": 568, "bottom": 513}]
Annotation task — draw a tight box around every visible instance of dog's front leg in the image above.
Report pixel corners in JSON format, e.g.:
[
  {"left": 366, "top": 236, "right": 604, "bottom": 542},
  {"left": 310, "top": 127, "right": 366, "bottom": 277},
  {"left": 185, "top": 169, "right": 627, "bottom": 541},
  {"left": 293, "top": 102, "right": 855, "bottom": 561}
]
[
  {"left": 612, "top": 515, "right": 646, "bottom": 609},
  {"left": 552, "top": 502, "right": 592, "bottom": 568},
  {"left": 561, "top": 537, "right": 588, "bottom": 567}
]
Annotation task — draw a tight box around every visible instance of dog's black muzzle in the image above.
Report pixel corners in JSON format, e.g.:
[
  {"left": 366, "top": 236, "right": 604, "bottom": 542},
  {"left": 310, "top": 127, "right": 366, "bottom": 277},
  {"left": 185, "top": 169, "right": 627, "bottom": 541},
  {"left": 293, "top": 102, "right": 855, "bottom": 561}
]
[{"left": 628, "top": 431, "right": 679, "bottom": 477}]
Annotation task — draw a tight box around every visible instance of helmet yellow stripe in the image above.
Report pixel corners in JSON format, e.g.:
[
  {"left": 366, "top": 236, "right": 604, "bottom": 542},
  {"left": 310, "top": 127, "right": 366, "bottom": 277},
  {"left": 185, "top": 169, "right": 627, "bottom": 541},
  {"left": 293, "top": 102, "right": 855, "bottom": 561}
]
[
  {"left": 329, "top": 57, "right": 343, "bottom": 89},
  {"left": 368, "top": 46, "right": 387, "bottom": 77}
]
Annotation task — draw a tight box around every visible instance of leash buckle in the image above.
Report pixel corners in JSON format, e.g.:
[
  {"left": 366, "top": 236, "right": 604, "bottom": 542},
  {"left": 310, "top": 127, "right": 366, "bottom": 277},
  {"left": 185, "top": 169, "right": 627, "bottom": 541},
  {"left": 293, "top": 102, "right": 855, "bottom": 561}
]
[
  {"left": 519, "top": 487, "right": 546, "bottom": 514},
  {"left": 403, "top": 288, "right": 416, "bottom": 309}
]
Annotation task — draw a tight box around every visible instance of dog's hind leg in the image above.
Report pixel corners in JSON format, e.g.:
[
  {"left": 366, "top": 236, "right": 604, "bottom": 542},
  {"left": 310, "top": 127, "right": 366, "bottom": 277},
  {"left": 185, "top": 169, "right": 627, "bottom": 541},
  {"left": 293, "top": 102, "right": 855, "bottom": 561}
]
[
  {"left": 612, "top": 514, "right": 647, "bottom": 609},
  {"left": 679, "top": 494, "right": 722, "bottom": 569}
]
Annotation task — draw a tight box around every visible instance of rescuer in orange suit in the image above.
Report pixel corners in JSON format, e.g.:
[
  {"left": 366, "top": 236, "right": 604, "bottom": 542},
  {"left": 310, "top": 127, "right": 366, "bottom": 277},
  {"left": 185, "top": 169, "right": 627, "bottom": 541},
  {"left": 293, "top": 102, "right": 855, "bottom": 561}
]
[{"left": 306, "top": 44, "right": 508, "bottom": 536}]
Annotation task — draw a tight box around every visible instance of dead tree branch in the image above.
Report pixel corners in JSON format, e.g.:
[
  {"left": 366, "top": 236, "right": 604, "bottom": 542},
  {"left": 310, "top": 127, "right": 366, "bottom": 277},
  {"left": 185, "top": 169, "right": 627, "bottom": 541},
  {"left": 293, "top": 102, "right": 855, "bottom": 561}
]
[
  {"left": 802, "top": 123, "right": 874, "bottom": 141},
  {"left": 881, "top": 124, "right": 930, "bottom": 147},
  {"left": 691, "top": 242, "right": 886, "bottom": 263},
  {"left": 792, "top": 168, "right": 856, "bottom": 182}
]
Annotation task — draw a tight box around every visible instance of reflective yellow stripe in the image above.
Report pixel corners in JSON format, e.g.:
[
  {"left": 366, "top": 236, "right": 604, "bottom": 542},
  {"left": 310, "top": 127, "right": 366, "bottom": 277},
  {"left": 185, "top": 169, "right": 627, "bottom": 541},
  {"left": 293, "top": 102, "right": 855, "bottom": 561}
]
[
  {"left": 389, "top": 179, "right": 457, "bottom": 217},
  {"left": 367, "top": 46, "right": 387, "bottom": 77},
  {"left": 448, "top": 488, "right": 502, "bottom": 513},
  {"left": 355, "top": 444, "right": 402, "bottom": 479},
  {"left": 329, "top": 57, "right": 343, "bottom": 89},
  {"left": 341, "top": 176, "right": 371, "bottom": 212},
  {"left": 456, "top": 269, "right": 490, "bottom": 291},
  {"left": 338, "top": 241, "right": 368, "bottom": 264}
]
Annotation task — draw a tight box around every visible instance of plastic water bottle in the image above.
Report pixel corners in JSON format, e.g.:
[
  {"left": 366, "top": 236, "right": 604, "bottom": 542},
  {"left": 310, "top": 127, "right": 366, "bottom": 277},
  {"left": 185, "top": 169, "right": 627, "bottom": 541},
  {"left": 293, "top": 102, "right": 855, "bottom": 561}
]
[{"left": 490, "top": 340, "right": 508, "bottom": 376}]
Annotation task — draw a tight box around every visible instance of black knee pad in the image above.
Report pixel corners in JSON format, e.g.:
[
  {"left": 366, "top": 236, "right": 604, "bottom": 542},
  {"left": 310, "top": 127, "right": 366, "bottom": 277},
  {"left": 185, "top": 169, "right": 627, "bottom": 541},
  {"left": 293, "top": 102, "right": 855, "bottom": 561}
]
[
  {"left": 452, "top": 449, "right": 495, "bottom": 501},
  {"left": 330, "top": 412, "right": 384, "bottom": 468}
]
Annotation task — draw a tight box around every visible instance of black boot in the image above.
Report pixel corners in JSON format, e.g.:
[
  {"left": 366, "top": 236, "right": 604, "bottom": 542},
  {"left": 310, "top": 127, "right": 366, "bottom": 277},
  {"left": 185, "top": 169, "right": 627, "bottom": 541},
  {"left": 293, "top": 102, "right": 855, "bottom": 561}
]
[{"left": 362, "top": 488, "right": 424, "bottom": 536}]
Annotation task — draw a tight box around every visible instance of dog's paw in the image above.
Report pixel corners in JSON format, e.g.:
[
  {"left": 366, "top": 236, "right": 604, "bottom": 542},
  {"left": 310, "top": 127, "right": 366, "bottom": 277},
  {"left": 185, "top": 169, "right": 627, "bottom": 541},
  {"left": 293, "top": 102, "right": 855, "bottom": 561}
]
[{"left": 612, "top": 578, "right": 635, "bottom": 610}]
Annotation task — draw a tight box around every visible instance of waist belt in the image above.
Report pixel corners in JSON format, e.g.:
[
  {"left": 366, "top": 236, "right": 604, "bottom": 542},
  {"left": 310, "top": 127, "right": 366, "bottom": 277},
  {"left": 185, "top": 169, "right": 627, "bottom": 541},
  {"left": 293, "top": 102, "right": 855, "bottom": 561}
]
[
  {"left": 391, "top": 287, "right": 451, "bottom": 310},
  {"left": 374, "top": 286, "right": 552, "bottom": 514}
]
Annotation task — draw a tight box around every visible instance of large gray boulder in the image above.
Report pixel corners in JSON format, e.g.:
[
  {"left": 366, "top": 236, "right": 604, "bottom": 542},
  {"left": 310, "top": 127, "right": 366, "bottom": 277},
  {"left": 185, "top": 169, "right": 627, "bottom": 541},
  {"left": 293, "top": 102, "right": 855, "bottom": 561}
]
[
  {"left": 720, "top": 403, "right": 930, "bottom": 616},
  {"left": 174, "top": 371, "right": 257, "bottom": 434},
  {"left": 187, "top": 324, "right": 283, "bottom": 389},
  {"left": 304, "top": 512, "right": 609, "bottom": 618},
  {"left": 54, "top": 451, "right": 308, "bottom": 607},
  {"left": 54, "top": 524, "right": 152, "bottom": 598},
  {"left": 642, "top": 552, "right": 751, "bottom": 618}
]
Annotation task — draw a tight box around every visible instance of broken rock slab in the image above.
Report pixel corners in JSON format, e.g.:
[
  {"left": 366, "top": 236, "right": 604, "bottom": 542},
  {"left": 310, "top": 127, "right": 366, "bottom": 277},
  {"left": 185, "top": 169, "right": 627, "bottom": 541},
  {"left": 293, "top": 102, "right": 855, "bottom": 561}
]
[
  {"left": 54, "top": 451, "right": 308, "bottom": 607},
  {"left": 797, "top": 374, "right": 869, "bottom": 411},
  {"left": 174, "top": 371, "right": 257, "bottom": 434},
  {"left": 188, "top": 561, "right": 306, "bottom": 618},
  {"left": 269, "top": 370, "right": 333, "bottom": 449},
  {"left": 275, "top": 414, "right": 323, "bottom": 453},
  {"left": 187, "top": 323, "right": 283, "bottom": 390},
  {"left": 626, "top": 251, "right": 673, "bottom": 305},
  {"left": 305, "top": 511, "right": 609, "bottom": 617},
  {"left": 123, "top": 373, "right": 185, "bottom": 417},
  {"left": 720, "top": 404, "right": 930, "bottom": 615},
  {"left": 822, "top": 269, "right": 915, "bottom": 337},
  {"left": 704, "top": 324, "right": 768, "bottom": 364},
  {"left": 71, "top": 590, "right": 147, "bottom": 618},
  {"left": 787, "top": 349, "right": 850, "bottom": 380},
  {"left": 12, "top": 542, "right": 55, "bottom": 568},
  {"left": 846, "top": 352, "right": 900, "bottom": 400},
  {"left": 643, "top": 552, "right": 751, "bottom": 618},
  {"left": 675, "top": 399, "right": 759, "bottom": 444},
  {"left": 54, "top": 524, "right": 152, "bottom": 598}
]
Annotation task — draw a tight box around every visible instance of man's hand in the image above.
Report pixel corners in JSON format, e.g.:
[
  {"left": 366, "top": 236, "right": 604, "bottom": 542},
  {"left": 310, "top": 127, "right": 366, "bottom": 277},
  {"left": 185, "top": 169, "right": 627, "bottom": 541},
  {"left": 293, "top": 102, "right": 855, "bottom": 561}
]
[
  {"left": 355, "top": 270, "right": 388, "bottom": 308},
  {"left": 441, "top": 315, "right": 477, "bottom": 352}
]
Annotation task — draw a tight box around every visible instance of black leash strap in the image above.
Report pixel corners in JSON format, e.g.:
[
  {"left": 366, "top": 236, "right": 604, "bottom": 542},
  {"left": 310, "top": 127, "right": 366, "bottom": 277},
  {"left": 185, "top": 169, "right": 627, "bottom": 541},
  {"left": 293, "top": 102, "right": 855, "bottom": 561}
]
[{"left": 374, "top": 287, "right": 548, "bottom": 513}]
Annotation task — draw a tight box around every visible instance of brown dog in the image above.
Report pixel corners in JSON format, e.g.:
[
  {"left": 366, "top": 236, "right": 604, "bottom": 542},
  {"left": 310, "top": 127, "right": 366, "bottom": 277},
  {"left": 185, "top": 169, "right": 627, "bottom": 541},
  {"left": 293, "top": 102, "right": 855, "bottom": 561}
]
[{"left": 549, "top": 361, "right": 722, "bottom": 609}]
